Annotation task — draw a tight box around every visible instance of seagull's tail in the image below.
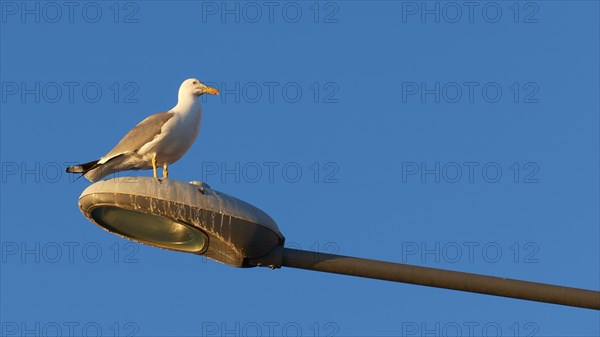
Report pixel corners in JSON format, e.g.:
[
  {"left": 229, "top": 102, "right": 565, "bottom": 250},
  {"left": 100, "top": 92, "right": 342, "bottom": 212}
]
[
  {"left": 66, "top": 160, "right": 99, "bottom": 174},
  {"left": 66, "top": 155, "right": 129, "bottom": 182},
  {"left": 66, "top": 160, "right": 103, "bottom": 182}
]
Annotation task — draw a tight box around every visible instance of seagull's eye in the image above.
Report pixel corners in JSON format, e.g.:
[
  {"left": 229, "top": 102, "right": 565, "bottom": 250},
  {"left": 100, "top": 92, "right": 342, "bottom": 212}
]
[{"left": 192, "top": 81, "right": 198, "bottom": 85}]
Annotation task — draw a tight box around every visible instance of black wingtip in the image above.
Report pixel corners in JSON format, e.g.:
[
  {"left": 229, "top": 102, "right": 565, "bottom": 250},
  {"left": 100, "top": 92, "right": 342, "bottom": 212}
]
[
  {"left": 66, "top": 160, "right": 100, "bottom": 174},
  {"left": 66, "top": 166, "right": 80, "bottom": 173}
]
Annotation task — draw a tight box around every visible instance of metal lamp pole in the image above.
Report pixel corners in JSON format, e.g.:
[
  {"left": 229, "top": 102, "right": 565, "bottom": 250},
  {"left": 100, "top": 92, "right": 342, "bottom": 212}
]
[{"left": 277, "top": 248, "right": 600, "bottom": 310}]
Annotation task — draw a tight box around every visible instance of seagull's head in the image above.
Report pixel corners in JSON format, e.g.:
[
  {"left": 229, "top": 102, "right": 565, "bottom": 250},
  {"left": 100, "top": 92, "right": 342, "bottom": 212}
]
[{"left": 180, "top": 78, "right": 219, "bottom": 98}]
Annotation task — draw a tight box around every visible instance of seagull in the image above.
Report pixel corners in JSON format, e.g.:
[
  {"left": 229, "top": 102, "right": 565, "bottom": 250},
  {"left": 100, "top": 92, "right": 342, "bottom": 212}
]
[{"left": 66, "top": 78, "right": 219, "bottom": 182}]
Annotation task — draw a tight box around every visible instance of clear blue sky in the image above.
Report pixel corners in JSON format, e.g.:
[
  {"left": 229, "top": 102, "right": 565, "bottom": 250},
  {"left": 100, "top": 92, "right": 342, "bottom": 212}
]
[{"left": 1, "top": 1, "right": 599, "bottom": 336}]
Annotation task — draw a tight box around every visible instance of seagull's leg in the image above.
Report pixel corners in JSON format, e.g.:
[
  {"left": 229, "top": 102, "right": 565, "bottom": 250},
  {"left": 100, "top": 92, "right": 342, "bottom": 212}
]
[
  {"left": 163, "top": 163, "right": 169, "bottom": 179},
  {"left": 152, "top": 154, "right": 158, "bottom": 179}
]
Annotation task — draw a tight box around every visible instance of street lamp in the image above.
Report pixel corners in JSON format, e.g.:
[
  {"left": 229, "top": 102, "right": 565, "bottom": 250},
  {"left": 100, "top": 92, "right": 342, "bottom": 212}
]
[
  {"left": 78, "top": 177, "right": 600, "bottom": 310},
  {"left": 79, "top": 177, "right": 284, "bottom": 267}
]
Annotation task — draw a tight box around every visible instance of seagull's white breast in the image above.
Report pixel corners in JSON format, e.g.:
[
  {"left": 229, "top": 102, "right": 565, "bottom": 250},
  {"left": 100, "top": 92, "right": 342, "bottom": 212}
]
[{"left": 139, "top": 103, "right": 202, "bottom": 165}]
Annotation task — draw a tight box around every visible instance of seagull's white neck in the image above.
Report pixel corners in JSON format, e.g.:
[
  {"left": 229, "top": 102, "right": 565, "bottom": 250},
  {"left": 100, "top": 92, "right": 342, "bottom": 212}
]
[{"left": 173, "top": 94, "right": 201, "bottom": 114}]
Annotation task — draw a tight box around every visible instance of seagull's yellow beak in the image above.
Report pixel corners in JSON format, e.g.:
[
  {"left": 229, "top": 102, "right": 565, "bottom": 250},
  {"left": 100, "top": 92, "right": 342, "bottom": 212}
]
[{"left": 203, "top": 86, "right": 219, "bottom": 95}]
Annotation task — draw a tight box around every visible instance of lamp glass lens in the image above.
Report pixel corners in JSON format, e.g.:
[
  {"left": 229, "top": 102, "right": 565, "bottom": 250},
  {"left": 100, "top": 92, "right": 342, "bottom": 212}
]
[{"left": 91, "top": 206, "right": 206, "bottom": 253}]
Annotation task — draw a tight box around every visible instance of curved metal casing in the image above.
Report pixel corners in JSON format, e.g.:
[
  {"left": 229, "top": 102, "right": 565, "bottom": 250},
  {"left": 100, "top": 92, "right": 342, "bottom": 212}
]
[{"left": 78, "top": 177, "right": 285, "bottom": 267}]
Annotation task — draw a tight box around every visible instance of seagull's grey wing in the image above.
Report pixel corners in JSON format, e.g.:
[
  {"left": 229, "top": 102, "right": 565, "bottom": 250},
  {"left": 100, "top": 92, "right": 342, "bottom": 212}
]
[{"left": 101, "top": 111, "right": 175, "bottom": 161}]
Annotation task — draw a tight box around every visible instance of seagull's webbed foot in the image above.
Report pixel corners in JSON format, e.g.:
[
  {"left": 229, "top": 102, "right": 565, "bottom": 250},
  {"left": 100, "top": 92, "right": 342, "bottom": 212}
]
[{"left": 163, "top": 163, "right": 169, "bottom": 179}]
